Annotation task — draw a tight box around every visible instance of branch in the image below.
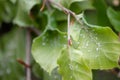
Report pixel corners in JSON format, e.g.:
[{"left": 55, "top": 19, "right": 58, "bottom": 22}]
[
  {"left": 26, "top": 29, "right": 31, "bottom": 80},
  {"left": 40, "top": 0, "right": 51, "bottom": 11},
  {"left": 48, "top": 0, "right": 87, "bottom": 47},
  {"left": 48, "top": 0, "right": 83, "bottom": 25},
  {"left": 40, "top": 0, "right": 47, "bottom": 11},
  {"left": 29, "top": 27, "right": 40, "bottom": 36},
  {"left": 46, "top": 0, "right": 51, "bottom": 10},
  {"left": 17, "top": 59, "right": 31, "bottom": 68}
]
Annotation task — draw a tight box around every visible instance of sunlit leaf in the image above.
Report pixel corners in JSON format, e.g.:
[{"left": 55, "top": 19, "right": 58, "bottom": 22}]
[
  {"left": 32, "top": 30, "right": 67, "bottom": 73},
  {"left": 70, "top": 22, "right": 120, "bottom": 69},
  {"left": 58, "top": 48, "right": 92, "bottom": 80}
]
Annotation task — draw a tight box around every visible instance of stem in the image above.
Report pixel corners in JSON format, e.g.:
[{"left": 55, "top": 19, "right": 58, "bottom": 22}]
[
  {"left": 17, "top": 59, "right": 31, "bottom": 68},
  {"left": 67, "top": 13, "right": 71, "bottom": 47},
  {"left": 40, "top": 0, "right": 47, "bottom": 11},
  {"left": 29, "top": 27, "right": 40, "bottom": 36},
  {"left": 46, "top": 0, "right": 51, "bottom": 10},
  {"left": 26, "top": 29, "right": 31, "bottom": 80}
]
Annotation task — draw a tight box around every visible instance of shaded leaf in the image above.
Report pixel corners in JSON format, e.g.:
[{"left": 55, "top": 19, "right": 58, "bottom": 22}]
[
  {"left": 0, "top": 28, "right": 26, "bottom": 80},
  {"left": 13, "top": 0, "right": 40, "bottom": 27},
  {"left": 0, "top": 0, "right": 16, "bottom": 22},
  {"left": 44, "top": 11, "right": 58, "bottom": 31},
  {"left": 83, "top": 10, "right": 98, "bottom": 25},
  {"left": 70, "top": 1, "right": 94, "bottom": 14},
  {"left": 92, "top": 0, "right": 111, "bottom": 26},
  {"left": 107, "top": 7, "right": 120, "bottom": 32},
  {"left": 52, "top": 9, "right": 67, "bottom": 21},
  {"left": 52, "top": 0, "right": 84, "bottom": 8}
]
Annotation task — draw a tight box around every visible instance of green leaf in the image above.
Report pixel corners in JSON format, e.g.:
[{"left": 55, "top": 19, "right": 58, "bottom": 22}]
[
  {"left": 52, "top": 9, "right": 67, "bottom": 21},
  {"left": 92, "top": 0, "right": 111, "bottom": 26},
  {"left": 52, "top": 0, "right": 84, "bottom": 8},
  {"left": 44, "top": 11, "right": 58, "bottom": 31},
  {"left": 70, "top": 1, "right": 94, "bottom": 14},
  {"left": 36, "top": 10, "right": 67, "bottom": 33},
  {"left": 43, "top": 68, "right": 62, "bottom": 80},
  {"left": 83, "top": 10, "right": 98, "bottom": 25},
  {"left": 57, "top": 21, "right": 120, "bottom": 80},
  {"left": 70, "top": 22, "right": 120, "bottom": 69},
  {"left": 13, "top": 0, "right": 40, "bottom": 27},
  {"left": 58, "top": 48, "right": 92, "bottom": 80},
  {"left": 32, "top": 30, "right": 67, "bottom": 73},
  {"left": 107, "top": 7, "right": 120, "bottom": 32}
]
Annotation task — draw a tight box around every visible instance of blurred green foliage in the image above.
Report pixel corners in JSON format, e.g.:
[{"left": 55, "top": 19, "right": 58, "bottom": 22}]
[{"left": 0, "top": 0, "right": 120, "bottom": 80}]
